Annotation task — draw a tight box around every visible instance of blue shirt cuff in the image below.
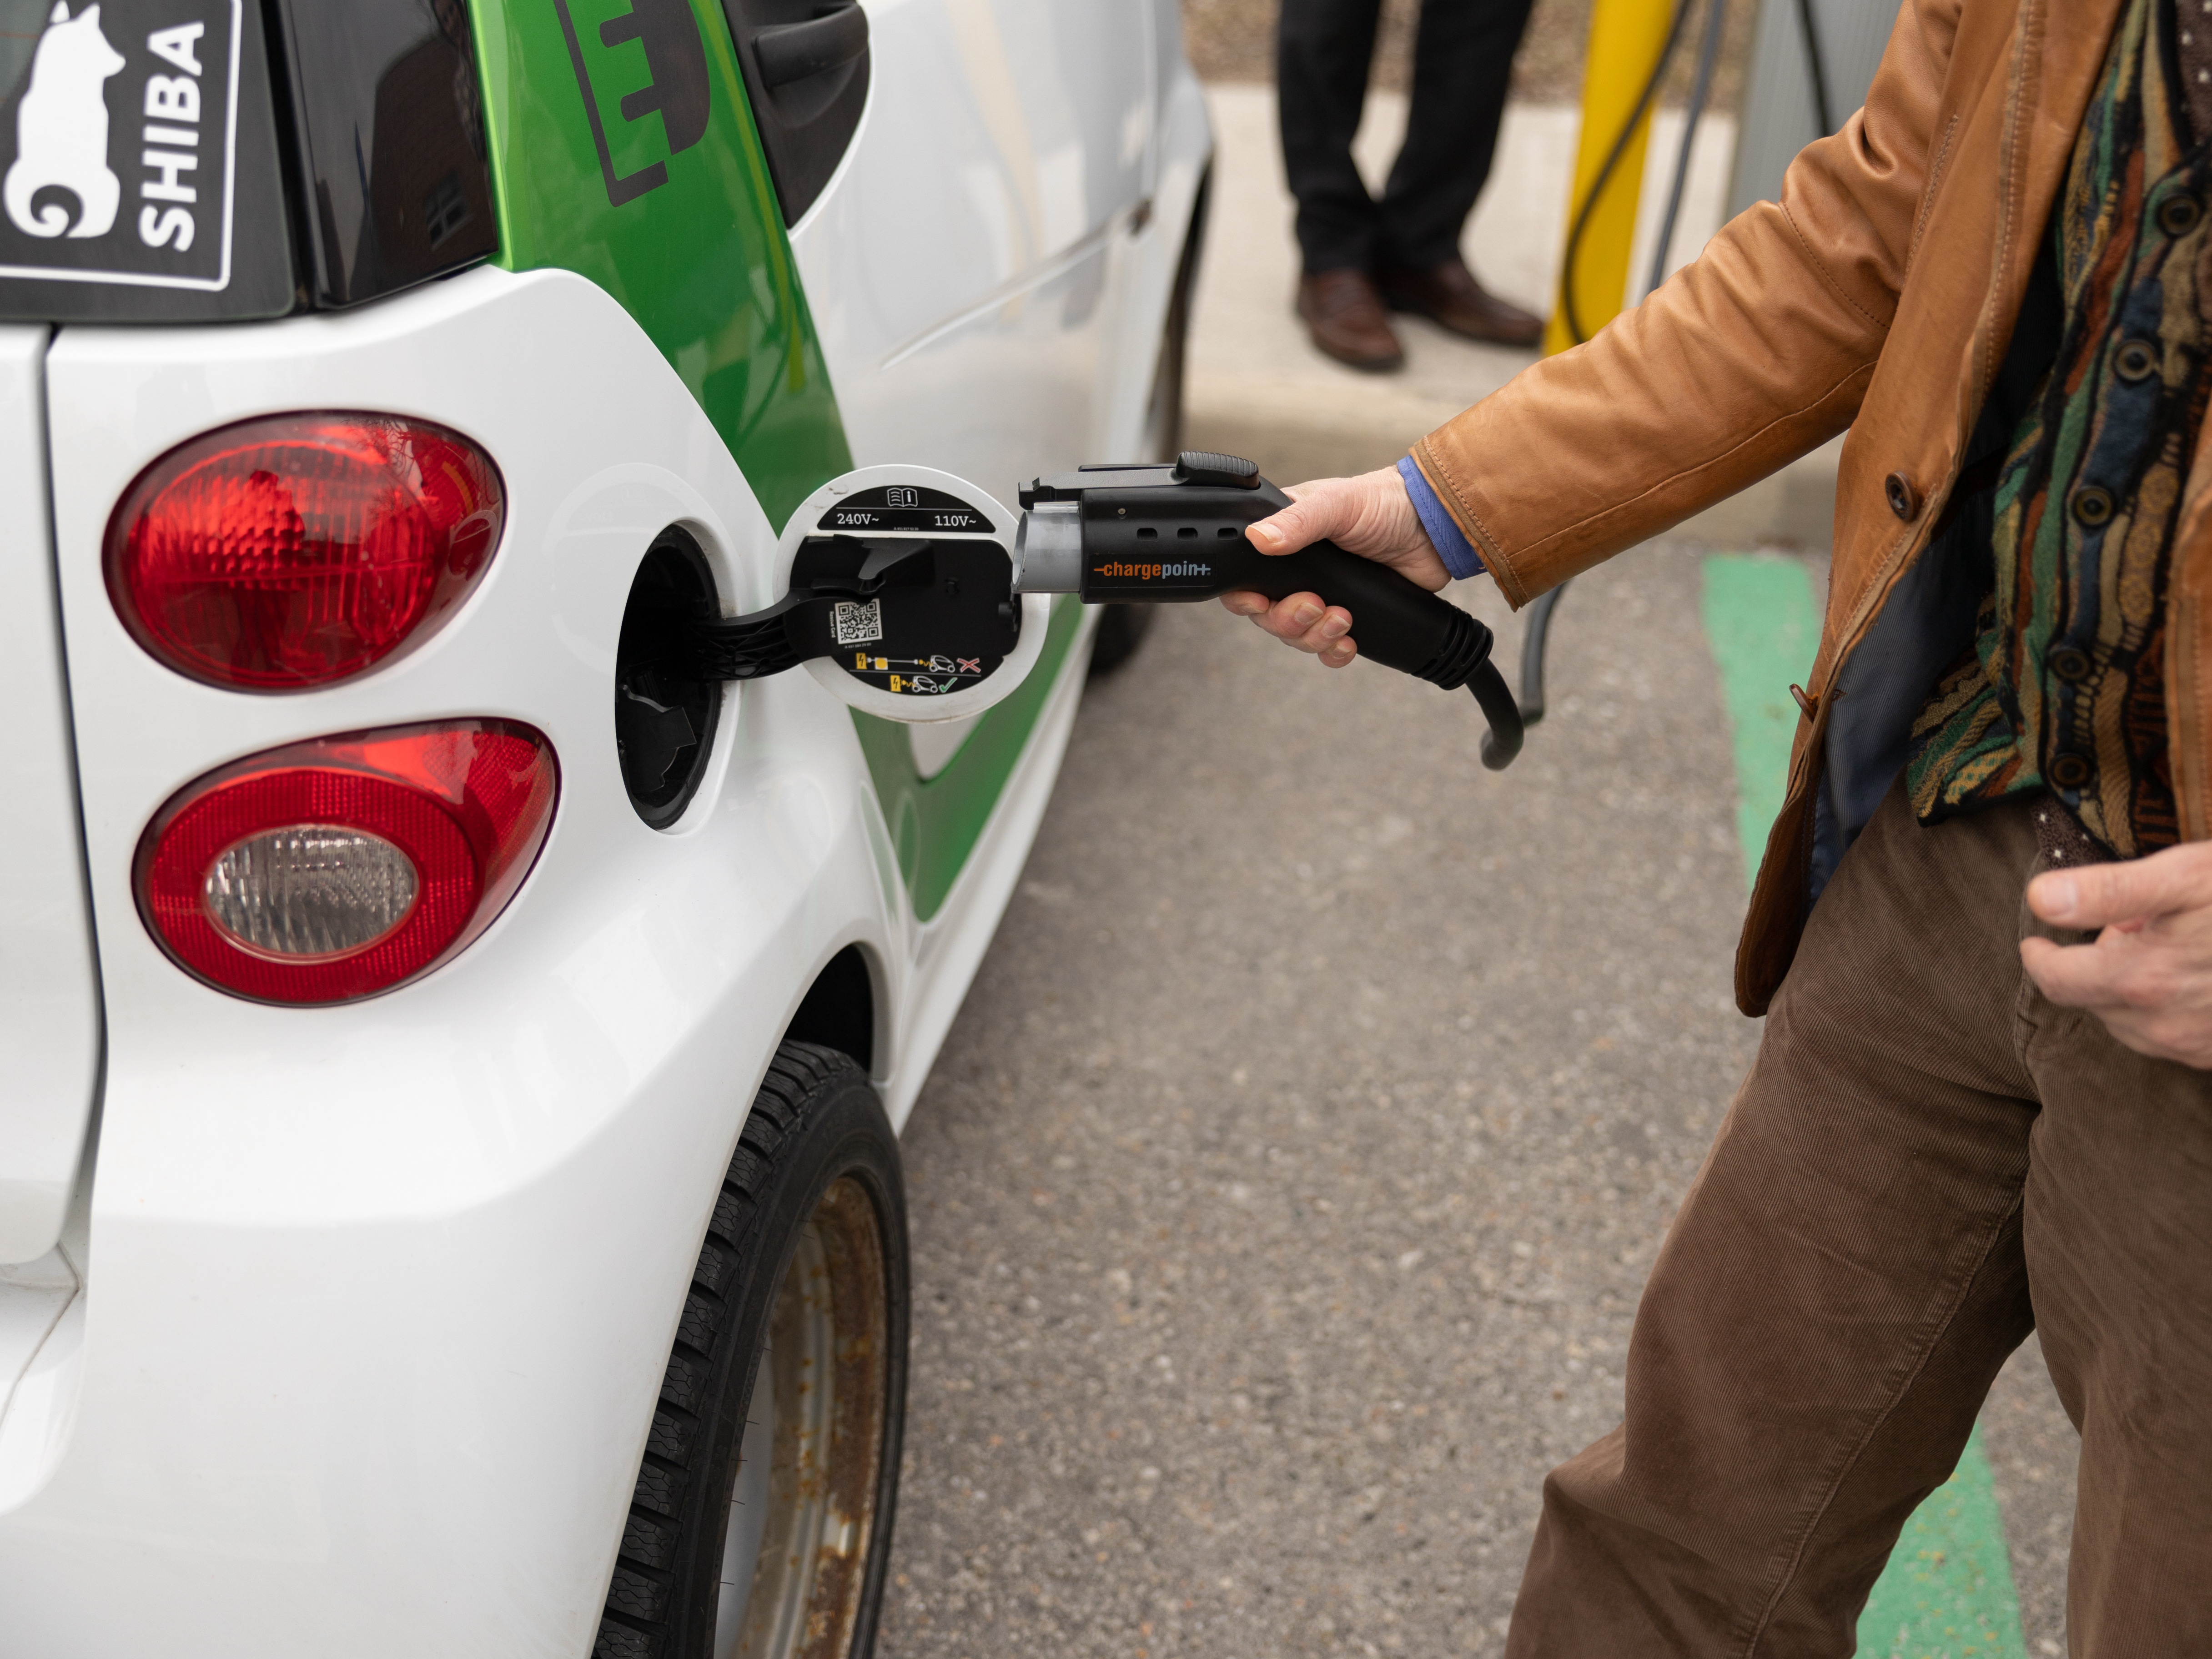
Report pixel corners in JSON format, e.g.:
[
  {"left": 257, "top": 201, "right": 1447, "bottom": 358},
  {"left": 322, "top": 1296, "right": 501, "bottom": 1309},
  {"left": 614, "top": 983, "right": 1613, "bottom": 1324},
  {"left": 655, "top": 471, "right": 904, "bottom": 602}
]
[{"left": 1397, "top": 456, "right": 1484, "bottom": 580}]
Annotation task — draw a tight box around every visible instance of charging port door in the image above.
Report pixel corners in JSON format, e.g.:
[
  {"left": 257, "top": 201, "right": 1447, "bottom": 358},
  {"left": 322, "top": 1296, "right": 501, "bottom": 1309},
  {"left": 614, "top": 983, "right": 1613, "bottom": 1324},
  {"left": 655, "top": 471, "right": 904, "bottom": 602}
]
[{"left": 784, "top": 466, "right": 1049, "bottom": 724}]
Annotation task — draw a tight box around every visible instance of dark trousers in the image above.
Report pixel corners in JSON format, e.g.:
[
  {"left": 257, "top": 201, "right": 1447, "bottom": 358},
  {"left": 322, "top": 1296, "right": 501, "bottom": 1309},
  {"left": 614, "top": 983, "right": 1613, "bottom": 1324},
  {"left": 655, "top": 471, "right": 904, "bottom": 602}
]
[
  {"left": 1507, "top": 782, "right": 2212, "bottom": 1653},
  {"left": 1277, "top": 0, "right": 1536, "bottom": 274}
]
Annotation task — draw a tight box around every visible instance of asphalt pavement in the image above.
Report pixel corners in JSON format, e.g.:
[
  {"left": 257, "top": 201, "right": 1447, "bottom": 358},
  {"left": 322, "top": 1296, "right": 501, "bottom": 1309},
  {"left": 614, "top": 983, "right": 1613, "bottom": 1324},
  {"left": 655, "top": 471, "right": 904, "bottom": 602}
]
[{"left": 875, "top": 88, "right": 2080, "bottom": 1659}]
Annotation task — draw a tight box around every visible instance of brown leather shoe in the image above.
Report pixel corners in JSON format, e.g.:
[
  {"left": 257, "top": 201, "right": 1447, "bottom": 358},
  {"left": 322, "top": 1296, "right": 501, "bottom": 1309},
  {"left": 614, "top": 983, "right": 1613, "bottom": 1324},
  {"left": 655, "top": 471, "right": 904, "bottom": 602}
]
[
  {"left": 1378, "top": 259, "right": 1543, "bottom": 347},
  {"left": 1296, "top": 268, "right": 1404, "bottom": 372}
]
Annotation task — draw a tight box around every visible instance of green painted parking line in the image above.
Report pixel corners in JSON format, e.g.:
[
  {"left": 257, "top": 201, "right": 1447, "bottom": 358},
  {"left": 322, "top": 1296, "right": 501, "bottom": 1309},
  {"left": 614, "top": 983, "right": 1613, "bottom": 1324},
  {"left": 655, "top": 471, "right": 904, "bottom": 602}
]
[
  {"left": 1857, "top": 1427, "right": 2026, "bottom": 1658},
  {"left": 1699, "top": 553, "right": 1820, "bottom": 895},
  {"left": 1698, "top": 554, "right": 2028, "bottom": 1659}
]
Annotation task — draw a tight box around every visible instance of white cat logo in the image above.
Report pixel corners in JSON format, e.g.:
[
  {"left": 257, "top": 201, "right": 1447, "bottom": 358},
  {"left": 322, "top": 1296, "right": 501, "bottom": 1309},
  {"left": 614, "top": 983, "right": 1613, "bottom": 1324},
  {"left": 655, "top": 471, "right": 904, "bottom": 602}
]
[{"left": 4, "top": 3, "right": 126, "bottom": 240}]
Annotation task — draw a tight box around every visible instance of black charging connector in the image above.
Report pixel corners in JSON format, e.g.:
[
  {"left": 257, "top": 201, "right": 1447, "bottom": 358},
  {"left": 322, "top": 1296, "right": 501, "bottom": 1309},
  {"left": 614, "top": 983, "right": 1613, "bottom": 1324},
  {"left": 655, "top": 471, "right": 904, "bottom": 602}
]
[{"left": 1017, "top": 452, "right": 1525, "bottom": 768}]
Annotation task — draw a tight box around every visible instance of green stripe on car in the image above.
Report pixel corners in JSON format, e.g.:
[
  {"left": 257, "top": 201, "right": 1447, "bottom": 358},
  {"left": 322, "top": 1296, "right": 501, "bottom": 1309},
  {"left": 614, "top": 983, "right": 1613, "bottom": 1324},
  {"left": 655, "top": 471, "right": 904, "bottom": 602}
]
[{"left": 468, "top": 0, "right": 849, "bottom": 531}]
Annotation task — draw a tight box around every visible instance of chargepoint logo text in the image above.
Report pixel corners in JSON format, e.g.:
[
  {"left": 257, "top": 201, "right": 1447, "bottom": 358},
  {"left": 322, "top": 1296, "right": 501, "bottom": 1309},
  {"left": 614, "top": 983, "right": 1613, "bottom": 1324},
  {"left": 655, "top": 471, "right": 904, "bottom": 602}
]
[{"left": 1096, "top": 561, "right": 1214, "bottom": 581}]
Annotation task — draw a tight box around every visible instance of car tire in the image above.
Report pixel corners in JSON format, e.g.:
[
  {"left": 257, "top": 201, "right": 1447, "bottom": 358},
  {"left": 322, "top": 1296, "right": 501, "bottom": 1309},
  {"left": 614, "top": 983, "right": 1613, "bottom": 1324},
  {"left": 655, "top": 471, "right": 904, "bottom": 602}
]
[
  {"left": 1085, "top": 602, "right": 1156, "bottom": 677},
  {"left": 593, "top": 1041, "right": 909, "bottom": 1659}
]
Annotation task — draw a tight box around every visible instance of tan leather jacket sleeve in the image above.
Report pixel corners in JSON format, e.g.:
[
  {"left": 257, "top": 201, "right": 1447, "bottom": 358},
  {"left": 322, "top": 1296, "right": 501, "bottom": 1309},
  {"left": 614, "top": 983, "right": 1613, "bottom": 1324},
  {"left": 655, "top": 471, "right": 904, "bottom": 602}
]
[{"left": 1412, "top": 0, "right": 1962, "bottom": 608}]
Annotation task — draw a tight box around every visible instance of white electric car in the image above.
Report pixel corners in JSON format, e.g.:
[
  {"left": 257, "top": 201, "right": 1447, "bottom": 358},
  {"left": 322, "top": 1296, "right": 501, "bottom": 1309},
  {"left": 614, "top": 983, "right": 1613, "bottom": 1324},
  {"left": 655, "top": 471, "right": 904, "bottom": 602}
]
[{"left": 0, "top": 0, "right": 1209, "bottom": 1654}]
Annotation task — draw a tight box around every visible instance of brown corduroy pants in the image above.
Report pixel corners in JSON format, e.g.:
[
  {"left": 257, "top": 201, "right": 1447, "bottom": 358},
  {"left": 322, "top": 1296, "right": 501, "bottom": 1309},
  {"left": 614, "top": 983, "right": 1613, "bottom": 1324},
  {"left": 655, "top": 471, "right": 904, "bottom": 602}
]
[{"left": 1504, "top": 782, "right": 2212, "bottom": 1656}]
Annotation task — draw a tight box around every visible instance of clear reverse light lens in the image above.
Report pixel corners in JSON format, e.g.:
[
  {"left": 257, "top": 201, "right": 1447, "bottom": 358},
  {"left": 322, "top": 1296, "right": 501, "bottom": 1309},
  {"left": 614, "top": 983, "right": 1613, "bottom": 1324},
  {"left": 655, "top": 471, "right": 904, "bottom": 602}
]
[
  {"left": 138, "top": 720, "right": 558, "bottom": 1004},
  {"left": 204, "top": 826, "right": 419, "bottom": 958}
]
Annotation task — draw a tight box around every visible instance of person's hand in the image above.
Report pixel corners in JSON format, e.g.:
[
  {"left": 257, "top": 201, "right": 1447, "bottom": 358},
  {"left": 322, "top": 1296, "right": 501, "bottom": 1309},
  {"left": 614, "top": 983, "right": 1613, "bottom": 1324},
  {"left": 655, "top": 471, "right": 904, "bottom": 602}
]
[
  {"left": 1220, "top": 466, "right": 1451, "bottom": 668},
  {"left": 2022, "top": 840, "right": 2212, "bottom": 1067}
]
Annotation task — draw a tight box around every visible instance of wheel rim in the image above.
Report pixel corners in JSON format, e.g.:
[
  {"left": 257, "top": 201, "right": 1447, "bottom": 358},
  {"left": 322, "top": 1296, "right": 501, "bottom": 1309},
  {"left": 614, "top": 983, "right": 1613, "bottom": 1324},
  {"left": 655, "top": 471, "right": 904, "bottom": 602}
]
[{"left": 712, "top": 1176, "right": 890, "bottom": 1659}]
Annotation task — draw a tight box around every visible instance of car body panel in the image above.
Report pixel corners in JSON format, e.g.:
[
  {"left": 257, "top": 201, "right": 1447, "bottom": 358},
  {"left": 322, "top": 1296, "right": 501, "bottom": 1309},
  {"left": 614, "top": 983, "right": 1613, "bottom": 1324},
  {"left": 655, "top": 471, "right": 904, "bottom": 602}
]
[
  {"left": 872, "top": 603, "right": 1099, "bottom": 1117},
  {"left": 849, "top": 597, "right": 1083, "bottom": 920},
  {"left": 0, "top": 265, "right": 895, "bottom": 1653},
  {"left": 0, "top": 251, "right": 1133, "bottom": 1655},
  {"left": 0, "top": 1, "right": 1213, "bottom": 1644},
  {"left": 0, "top": 323, "right": 100, "bottom": 1267},
  {"left": 789, "top": 0, "right": 1153, "bottom": 498},
  {"left": 789, "top": 0, "right": 1211, "bottom": 918},
  {"left": 471, "top": 0, "right": 850, "bottom": 530}
]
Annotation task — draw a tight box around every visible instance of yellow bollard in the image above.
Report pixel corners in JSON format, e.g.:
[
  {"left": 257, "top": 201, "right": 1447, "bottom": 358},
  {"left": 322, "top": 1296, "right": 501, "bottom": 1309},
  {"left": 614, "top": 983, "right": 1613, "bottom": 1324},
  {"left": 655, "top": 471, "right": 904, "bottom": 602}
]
[{"left": 1543, "top": 0, "right": 1678, "bottom": 356}]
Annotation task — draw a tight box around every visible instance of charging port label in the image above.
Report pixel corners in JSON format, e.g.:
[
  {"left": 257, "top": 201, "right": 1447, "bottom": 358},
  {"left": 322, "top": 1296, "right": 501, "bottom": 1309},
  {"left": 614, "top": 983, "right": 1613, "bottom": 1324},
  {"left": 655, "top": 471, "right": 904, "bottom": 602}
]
[{"left": 819, "top": 484, "right": 993, "bottom": 534}]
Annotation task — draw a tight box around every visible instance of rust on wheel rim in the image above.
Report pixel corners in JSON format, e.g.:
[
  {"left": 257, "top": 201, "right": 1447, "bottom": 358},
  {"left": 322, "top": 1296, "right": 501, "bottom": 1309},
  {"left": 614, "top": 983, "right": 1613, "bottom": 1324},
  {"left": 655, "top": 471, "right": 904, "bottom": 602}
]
[{"left": 723, "top": 1176, "right": 889, "bottom": 1659}]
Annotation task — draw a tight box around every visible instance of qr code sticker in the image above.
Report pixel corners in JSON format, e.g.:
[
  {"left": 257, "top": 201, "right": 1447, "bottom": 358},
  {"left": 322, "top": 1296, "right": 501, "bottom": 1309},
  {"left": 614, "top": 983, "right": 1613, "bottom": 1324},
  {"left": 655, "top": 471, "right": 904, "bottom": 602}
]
[{"left": 832, "top": 598, "right": 884, "bottom": 646}]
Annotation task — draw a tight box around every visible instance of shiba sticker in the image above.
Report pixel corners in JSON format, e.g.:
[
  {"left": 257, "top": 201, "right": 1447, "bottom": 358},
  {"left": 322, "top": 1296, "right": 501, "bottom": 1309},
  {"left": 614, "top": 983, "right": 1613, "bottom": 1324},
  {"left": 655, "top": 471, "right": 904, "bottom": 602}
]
[
  {"left": 4, "top": 4, "right": 125, "bottom": 239},
  {"left": 0, "top": 0, "right": 240, "bottom": 290}
]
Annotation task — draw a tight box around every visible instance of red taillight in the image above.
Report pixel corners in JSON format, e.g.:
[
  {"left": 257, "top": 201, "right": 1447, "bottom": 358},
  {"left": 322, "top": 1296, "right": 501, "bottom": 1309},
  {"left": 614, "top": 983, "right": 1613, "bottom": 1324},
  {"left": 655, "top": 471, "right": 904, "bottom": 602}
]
[
  {"left": 106, "top": 413, "right": 504, "bottom": 690},
  {"left": 136, "top": 722, "right": 557, "bottom": 1004}
]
